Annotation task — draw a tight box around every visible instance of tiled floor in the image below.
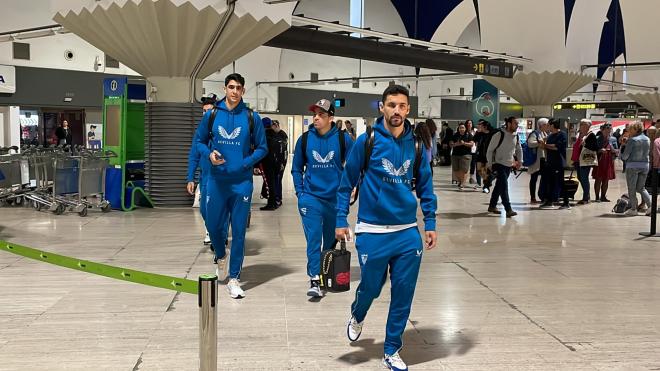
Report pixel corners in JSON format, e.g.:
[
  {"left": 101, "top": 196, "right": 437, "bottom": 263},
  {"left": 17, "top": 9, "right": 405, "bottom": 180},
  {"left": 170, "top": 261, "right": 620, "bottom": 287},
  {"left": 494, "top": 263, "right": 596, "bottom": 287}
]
[{"left": 1, "top": 166, "right": 660, "bottom": 370}]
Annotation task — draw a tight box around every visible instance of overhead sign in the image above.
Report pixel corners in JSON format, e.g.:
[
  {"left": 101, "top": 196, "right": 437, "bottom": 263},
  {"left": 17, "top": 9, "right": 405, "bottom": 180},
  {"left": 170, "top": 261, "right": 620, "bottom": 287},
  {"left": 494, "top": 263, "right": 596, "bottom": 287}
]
[
  {"left": 472, "top": 79, "right": 499, "bottom": 126},
  {"left": 0, "top": 65, "right": 16, "bottom": 93},
  {"left": 103, "top": 77, "right": 127, "bottom": 97}
]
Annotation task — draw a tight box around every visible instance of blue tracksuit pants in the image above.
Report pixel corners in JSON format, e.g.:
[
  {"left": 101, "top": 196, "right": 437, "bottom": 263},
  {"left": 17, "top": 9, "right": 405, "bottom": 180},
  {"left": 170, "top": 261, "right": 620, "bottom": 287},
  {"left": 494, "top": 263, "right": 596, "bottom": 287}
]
[
  {"left": 205, "top": 176, "right": 252, "bottom": 279},
  {"left": 297, "top": 193, "right": 337, "bottom": 278},
  {"left": 351, "top": 227, "right": 423, "bottom": 355}
]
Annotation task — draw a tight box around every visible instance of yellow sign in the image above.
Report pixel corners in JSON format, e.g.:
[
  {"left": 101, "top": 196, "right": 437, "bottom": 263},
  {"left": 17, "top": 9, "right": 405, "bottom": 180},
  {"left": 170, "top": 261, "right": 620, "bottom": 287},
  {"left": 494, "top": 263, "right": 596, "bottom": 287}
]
[
  {"left": 553, "top": 104, "right": 562, "bottom": 110},
  {"left": 572, "top": 103, "right": 596, "bottom": 109}
]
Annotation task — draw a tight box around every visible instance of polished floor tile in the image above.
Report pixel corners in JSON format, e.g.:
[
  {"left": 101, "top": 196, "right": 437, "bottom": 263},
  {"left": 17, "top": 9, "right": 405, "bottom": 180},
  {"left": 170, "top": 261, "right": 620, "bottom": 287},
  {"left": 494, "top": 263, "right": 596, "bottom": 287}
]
[{"left": 1, "top": 165, "right": 659, "bottom": 370}]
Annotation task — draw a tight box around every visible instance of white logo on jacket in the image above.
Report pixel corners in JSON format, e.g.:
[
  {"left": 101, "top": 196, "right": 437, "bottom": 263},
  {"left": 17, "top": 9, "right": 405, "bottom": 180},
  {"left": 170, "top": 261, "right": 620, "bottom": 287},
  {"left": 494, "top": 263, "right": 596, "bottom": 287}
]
[
  {"left": 312, "top": 150, "right": 335, "bottom": 163},
  {"left": 361, "top": 254, "right": 368, "bottom": 264},
  {"left": 219, "top": 126, "right": 241, "bottom": 140},
  {"left": 382, "top": 158, "right": 411, "bottom": 177}
]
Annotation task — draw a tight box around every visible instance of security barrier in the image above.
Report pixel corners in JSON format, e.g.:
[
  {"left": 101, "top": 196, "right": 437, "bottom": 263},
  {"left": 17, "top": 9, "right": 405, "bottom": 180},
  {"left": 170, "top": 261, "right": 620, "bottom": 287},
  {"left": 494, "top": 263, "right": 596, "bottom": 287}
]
[{"left": 0, "top": 240, "right": 218, "bottom": 371}]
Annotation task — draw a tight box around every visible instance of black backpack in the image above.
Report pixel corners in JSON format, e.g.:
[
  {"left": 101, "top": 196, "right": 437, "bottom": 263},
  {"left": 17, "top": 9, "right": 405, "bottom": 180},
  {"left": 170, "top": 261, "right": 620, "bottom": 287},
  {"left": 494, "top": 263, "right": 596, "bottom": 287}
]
[
  {"left": 300, "top": 124, "right": 347, "bottom": 169},
  {"left": 206, "top": 107, "right": 254, "bottom": 144},
  {"left": 351, "top": 125, "right": 423, "bottom": 205}
]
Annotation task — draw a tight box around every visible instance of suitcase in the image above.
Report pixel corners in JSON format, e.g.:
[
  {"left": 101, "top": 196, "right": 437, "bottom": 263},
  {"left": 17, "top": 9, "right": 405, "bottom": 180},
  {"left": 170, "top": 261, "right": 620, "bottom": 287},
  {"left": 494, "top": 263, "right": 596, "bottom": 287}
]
[{"left": 320, "top": 240, "right": 351, "bottom": 292}]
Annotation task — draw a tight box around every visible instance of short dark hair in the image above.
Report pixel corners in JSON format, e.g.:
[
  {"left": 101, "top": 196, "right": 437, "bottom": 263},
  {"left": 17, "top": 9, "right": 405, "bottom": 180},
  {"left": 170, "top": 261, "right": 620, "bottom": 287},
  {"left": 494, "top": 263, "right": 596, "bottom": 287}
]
[
  {"left": 504, "top": 116, "right": 517, "bottom": 124},
  {"left": 549, "top": 118, "right": 561, "bottom": 130},
  {"left": 381, "top": 84, "right": 409, "bottom": 103},
  {"left": 225, "top": 73, "right": 245, "bottom": 87}
]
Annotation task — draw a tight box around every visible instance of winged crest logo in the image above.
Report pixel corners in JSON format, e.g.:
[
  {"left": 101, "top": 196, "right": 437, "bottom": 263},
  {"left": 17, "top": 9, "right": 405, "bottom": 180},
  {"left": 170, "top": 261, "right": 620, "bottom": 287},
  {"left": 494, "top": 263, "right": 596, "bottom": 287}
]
[
  {"left": 382, "top": 158, "right": 411, "bottom": 177},
  {"left": 312, "top": 150, "right": 335, "bottom": 164},
  {"left": 218, "top": 126, "right": 241, "bottom": 140}
]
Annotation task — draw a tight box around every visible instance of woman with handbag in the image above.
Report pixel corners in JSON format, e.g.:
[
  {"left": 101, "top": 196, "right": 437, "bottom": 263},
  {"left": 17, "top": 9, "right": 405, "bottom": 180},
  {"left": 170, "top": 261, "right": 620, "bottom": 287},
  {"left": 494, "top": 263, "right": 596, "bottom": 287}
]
[
  {"left": 592, "top": 123, "right": 618, "bottom": 202},
  {"left": 571, "top": 119, "right": 599, "bottom": 205}
]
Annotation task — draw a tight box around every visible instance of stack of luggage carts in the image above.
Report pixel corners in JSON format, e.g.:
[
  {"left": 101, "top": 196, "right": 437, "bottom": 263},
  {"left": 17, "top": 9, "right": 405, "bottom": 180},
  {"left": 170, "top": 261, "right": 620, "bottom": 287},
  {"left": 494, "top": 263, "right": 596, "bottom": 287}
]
[{"left": 0, "top": 144, "right": 115, "bottom": 217}]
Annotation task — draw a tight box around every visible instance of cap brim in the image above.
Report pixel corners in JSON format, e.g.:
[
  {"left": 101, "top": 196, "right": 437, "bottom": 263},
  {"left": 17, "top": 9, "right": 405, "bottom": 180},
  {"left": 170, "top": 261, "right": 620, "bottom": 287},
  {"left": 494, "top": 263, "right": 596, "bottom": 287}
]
[{"left": 309, "top": 104, "right": 326, "bottom": 113}]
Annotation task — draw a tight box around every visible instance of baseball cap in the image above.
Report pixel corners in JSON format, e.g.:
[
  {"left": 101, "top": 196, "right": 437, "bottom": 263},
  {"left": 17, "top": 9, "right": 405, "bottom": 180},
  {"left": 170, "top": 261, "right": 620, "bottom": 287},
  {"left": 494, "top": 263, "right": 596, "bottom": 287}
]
[
  {"left": 308, "top": 98, "right": 335, "bottom": 115},
  {"left": 262, "top": 117, "right": 272, "bottom": 128},
  {"left": 201, "top": 93, "right": 218, "bottom": 105}
]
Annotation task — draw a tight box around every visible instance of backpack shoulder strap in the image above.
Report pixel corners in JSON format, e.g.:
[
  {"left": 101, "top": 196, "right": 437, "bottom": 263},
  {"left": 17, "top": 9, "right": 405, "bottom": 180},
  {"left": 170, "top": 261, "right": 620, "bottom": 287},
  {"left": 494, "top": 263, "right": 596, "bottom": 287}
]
[
  {"left": 363, "top": 126, "right": 375, "bottom": 173},
  {"left": 412, "top": 134, "right": 423, "bottom": 191},
  {"left": 247, "top": 108, "right": 254, "bottom": 141},
  {"left": 301, "top": 131, "right": 309, "bottom": 166},
  {"left": 350, "top": 126, "right": 375, "bottom": 206},
  {"left": 207, "top": 108, "right": 218, "bottom": 141},
  {"left": 338, "top": 129, "right": 346, "bottom": 167}
]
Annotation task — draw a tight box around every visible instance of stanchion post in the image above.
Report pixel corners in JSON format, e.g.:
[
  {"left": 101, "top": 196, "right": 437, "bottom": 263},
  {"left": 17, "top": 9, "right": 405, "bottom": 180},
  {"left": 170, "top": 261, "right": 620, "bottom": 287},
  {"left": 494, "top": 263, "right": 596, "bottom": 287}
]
[
  {"left": 199, "top": 274, "right": 217, "bottom": 371},
  {"left": 640, "top": 169, "right": 659, "bottom": 237}
]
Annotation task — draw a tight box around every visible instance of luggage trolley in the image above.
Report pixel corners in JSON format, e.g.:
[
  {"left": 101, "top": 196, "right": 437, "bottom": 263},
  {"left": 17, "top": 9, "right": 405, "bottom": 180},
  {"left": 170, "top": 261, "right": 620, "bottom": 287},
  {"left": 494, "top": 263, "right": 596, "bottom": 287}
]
[
  {"left": 51, "top": 149, "right": 86, "bottom": 215},
  {"left": 0, "top": 149, "right": 24, "bottom": 207},
  {"left": 21, "top": 147, "right": 65, "bottom": 214},
  {"left": 75, "top": 148, "right": 113, "bottom": 216}
]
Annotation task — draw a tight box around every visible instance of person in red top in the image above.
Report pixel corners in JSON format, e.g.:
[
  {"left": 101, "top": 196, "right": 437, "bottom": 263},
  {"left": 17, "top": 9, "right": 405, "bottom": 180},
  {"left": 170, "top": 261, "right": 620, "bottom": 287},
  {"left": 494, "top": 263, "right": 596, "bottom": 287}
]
[
  {"left": 592, "top": 123, "right": 618, "bottom": 202},
  {"left": 572, "top": 119, "right": 599, "bottom": 204}
]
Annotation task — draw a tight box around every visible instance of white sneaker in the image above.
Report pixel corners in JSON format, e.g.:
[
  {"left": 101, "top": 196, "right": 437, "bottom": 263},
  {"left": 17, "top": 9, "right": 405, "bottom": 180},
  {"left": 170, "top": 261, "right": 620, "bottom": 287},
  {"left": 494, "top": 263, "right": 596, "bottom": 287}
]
[
  {"left": 203, "top": 232, "right": 211, "bottom": 245},
  {"left": 625, "top": 208, "right": 638, "bottom": 216},
  {"left": 226, "top": 278, "right": 245, "bottom": 299},
  {"left": 646, "top": 208, "right": 654, "bottom": 216},
  {"left": 214, "top": 243, "right": 229, "bottom": 281},
  {"left": 307, "top": 278, "right": 323, "bottom": 298},
  {"left": 382, "top": 352, "right": 408, "bottom": 371},
  {"left": 346, "top": 316, "right": 363, "bottom": 342}
]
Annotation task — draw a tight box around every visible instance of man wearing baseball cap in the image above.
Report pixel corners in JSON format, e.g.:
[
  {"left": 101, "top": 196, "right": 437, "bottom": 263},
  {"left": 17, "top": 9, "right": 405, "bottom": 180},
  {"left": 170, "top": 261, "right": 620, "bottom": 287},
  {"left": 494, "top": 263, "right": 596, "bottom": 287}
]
[
  {"left": 292, "top": 98, "right": 354, "bottom": 297},
  {"left": 187, "top": 93, "right": 219, "bottom": 245}
]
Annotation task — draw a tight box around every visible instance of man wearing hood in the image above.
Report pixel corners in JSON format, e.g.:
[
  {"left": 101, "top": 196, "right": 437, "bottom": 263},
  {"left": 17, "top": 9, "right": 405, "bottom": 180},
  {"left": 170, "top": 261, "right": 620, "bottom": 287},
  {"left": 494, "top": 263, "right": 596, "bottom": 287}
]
[
  {"left": 193, "top": 73, "right": 268, "bottom": 299},
  {"left": 336, "top": 85, "right": 437, "bottom": 371},
  {"left": 292, "top": 98, "right": 354, "bottom": 297}
]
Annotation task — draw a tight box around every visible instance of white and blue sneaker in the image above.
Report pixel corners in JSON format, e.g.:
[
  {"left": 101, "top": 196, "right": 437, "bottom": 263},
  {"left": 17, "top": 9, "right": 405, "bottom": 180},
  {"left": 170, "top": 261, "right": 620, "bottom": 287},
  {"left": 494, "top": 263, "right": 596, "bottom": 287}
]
[
  {"left": 346, "top": 316, "right": 363, "bottom": 342},
  {"left": 382, "top": 352, "right": 407, "bottom": 371}
]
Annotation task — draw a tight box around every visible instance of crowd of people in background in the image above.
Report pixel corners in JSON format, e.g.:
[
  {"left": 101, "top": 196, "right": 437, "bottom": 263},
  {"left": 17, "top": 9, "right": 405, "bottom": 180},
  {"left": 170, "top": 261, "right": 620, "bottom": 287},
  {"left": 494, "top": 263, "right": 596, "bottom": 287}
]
[{"left": 429, "top": 116, "right": 660, "bottom": 218}]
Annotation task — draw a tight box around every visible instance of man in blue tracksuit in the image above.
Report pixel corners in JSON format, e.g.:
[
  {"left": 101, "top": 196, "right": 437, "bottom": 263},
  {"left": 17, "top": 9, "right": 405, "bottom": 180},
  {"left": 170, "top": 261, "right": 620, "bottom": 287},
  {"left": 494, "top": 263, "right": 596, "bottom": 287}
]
[
  {"left": 336, "top": 85, "right": 437, "bottom": 371},
  {"left": 292, "top": 98, "right": 354, "bottom": 298},
  {"left": 187, "top": 94, "right": 218, "bottom": 245},
  {"left": 193, "top": 73, "right": 267, "bottom": 299}
]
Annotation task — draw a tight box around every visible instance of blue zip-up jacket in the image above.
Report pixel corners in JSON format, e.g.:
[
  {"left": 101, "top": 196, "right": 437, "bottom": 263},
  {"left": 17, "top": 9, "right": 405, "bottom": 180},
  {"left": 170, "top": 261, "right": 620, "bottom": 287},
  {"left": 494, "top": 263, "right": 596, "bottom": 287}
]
[
  {"left": 292, "top": 124, "right": 354, "bottom": 202},
  {"left": 336, "top": 118, "right": 437, "bottom": 231},
  {"left": 622, "top": 133, "right": 650, "bottom": 169},
  {"left": 193, "top": 98, "right": 268, "bottom": 181},
  {"left": 187, "top": 136, "right": 210, "bottom": 182}
]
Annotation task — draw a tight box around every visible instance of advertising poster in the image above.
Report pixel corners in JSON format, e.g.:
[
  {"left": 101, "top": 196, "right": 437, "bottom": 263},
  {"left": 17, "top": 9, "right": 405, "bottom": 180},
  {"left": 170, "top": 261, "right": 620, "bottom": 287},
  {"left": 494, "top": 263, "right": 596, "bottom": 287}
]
[
  {"left": 471, "top": 79, "right": 499, "bottom": 128},
  {"left": 86, "top": 123, "right": 103, "bottom": 149}
]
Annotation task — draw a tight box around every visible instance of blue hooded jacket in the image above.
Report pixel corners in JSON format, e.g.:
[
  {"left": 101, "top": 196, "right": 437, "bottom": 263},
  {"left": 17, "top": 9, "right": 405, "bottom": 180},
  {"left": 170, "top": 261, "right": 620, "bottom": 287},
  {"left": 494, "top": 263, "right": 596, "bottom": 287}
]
[
  {"left": 336, "top": 118, "right": 437, "bottom": 231},
  {"left": 292, "top": 124, "right": 354, "bottom": 202},
  {"left": 193, "top": 98, "right": 268, "bottom": 182}
]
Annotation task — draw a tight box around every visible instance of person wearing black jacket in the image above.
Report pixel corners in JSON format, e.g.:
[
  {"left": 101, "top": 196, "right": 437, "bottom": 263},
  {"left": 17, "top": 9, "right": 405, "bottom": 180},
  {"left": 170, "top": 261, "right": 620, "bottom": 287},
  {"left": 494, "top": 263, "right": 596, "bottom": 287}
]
[
  {"left": 260, "top": 117, "right": 281, "bottom": 210},
  {"left": 272, "top": 120, "right": 288, "bottom": 206},
  {"left": 573, "top": 119, "right": 599, "bottom": 205},
  {"left": 55, "top": 120, "right": 73, "bottom": 145},
  {"left": 475, "top": 120, "right": 494, "bottom": 193}
]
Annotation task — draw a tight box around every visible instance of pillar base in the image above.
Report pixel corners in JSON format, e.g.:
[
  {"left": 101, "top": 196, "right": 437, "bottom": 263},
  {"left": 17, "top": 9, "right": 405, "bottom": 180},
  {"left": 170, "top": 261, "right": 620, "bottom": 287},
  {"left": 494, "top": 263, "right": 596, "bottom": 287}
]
[{"left": 145, "top": 102, "right": 202, "bottom": 207}]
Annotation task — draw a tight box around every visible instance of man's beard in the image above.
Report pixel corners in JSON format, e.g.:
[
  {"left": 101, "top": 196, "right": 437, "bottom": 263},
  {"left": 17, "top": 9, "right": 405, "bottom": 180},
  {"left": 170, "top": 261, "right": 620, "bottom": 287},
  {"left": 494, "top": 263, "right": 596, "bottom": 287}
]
[{"left": 386, "top": 115, "right": 404, "bottom": 127}]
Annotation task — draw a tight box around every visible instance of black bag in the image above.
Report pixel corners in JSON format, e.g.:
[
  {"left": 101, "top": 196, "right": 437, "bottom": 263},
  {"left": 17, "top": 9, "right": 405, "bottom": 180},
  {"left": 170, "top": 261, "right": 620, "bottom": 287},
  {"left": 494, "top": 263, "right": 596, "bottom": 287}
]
[
  {"left": 563, "top": 170, "right": 579, "bottom": 199},
  {"left": 612, "top": 194, "right": 629, "bottom": 214},
  {"left": 320, "top": 240, "right": 351, "bottom": 292}
]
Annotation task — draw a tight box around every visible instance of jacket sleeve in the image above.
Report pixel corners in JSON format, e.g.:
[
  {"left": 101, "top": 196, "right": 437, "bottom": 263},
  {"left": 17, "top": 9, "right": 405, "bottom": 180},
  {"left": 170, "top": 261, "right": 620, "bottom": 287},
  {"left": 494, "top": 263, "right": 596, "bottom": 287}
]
[
  {"left": 345, "top": 131, "right": 355, "bottom": 155},
  {"left": 621, "top": 139, "right": 632, "bottom": 161},
  {"left": 291, "top": 136, "right": 305, "bottom": 196},
  {"left": 527, "top": 131, "right": 539, "bottom": 149},
  {"left": 515, "top": 135, "right": 523, "bottom": 162},
  {"left": 336, "top": 133, "right": 366, "bottom": 229},
  {"left": 193, "top": 110, "right": 213, "bottom": 161},
  {"left": 415, "top": 143, "right": 437, "bottom": 231},
  {"left": 186, "top": 139, "right": 200, "bottom": 182},
  {"left": 486, "top": 131, "right": 501, "bottom": 165},
  {"left": 585, "top": 133, "right": 599, "bottom": 151},
  {"left": 242, "top": 111, "right": 268, "bottom": 169}
]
